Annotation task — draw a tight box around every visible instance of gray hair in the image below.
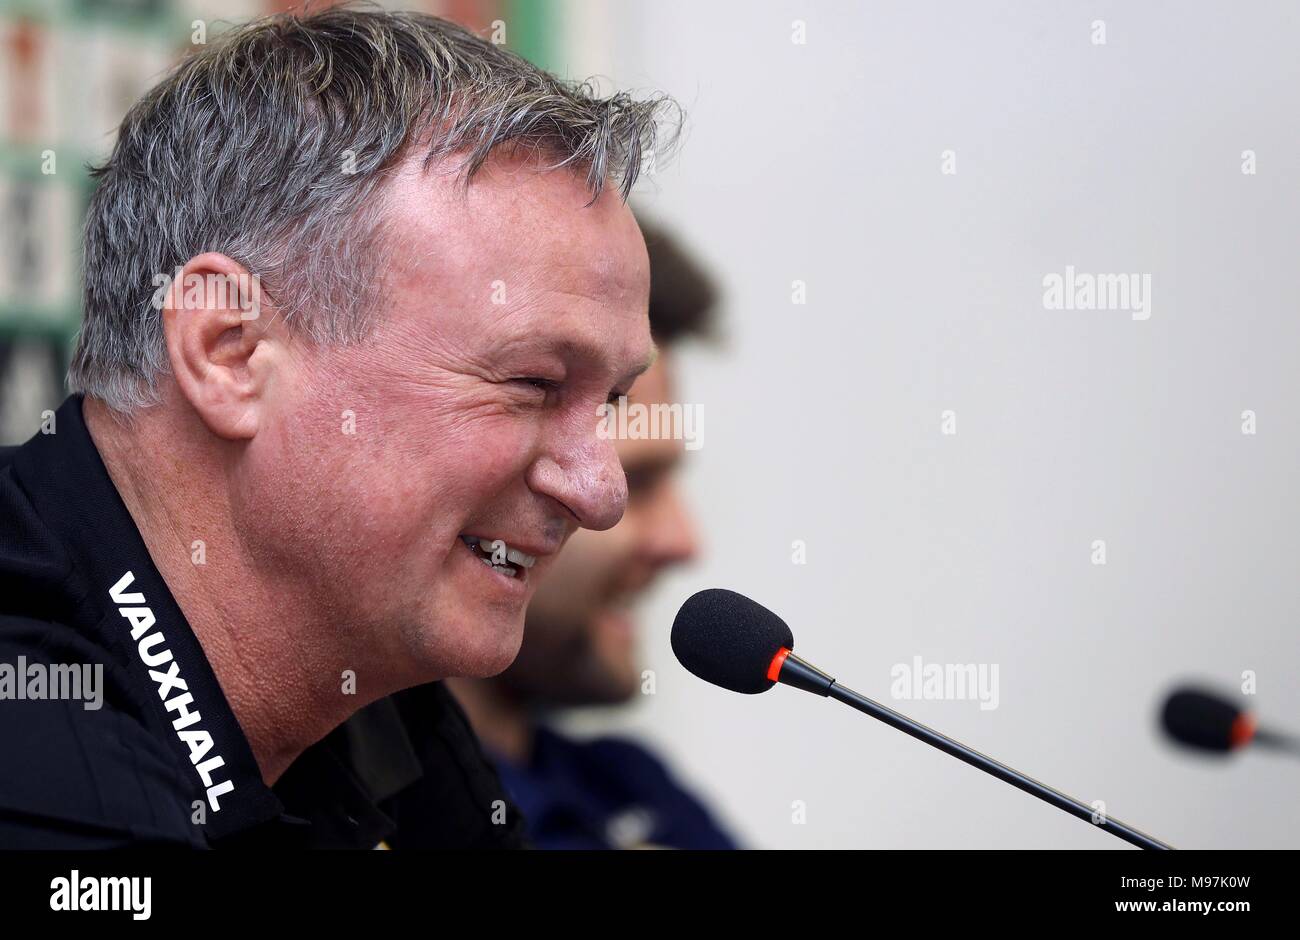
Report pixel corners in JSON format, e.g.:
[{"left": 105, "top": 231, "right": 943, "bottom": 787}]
[{"left": 71, "top": 5, "right": 678, "bottom": 413}]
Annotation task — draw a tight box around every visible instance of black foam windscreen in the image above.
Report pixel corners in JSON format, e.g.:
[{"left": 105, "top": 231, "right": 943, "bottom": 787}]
[
  {"left": 671, "top": 588, "right": 794, "bottom": 694},
  {"left": 1161, "top": 687, "right": 1243, "bottom": 752}
]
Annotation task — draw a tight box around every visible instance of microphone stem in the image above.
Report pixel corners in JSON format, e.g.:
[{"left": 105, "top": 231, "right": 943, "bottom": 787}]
[
  {"left": 1254, "top": 727, "right": 1300, "bottom": 757},
  {"left": 827, "top": 682, "right": 1173, "bottom": 850}
]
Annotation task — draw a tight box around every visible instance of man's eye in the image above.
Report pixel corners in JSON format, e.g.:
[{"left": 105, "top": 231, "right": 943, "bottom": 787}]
[
  {"left": 606, "top": 389, "right": 628, "bottom": 405},
  {"left": 624, "top": 465, "right": 667, "bottom": 497},
  {"left": 508, "top": 378, "right": 561, "bottom": 404}
]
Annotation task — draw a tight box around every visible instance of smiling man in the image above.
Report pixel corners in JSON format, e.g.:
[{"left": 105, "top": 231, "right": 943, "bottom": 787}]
[
  {"left": 449, "top": 223, "right": 737, "bottom": 849},
  {"left": 0, "top": 8, "right": 672, "bottom": 847}
]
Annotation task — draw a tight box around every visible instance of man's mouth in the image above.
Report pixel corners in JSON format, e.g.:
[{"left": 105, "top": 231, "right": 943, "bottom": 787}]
[{"left": 458, "top": 534, "right": 537, "bottom": 580}]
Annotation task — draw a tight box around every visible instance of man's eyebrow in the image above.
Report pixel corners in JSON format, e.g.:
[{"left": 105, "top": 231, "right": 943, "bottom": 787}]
[
  {"left": 495, "top": 334, "right": 658, "bottom": 385},
  {"left": 547, "top": 337, "right": 657, "bottom": 384}
]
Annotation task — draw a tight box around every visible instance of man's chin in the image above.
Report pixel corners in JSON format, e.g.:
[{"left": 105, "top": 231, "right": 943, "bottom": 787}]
[
  {"left": 464, "top": 638, "right": 524, "bottom": 679},
  {"left": 402, "top": 603, "right": 525, "bottom": 682},
  {"left": 599, "top": 669, "right": 643, "bottom": 704},
  {"left": 460, "top": 611, "right": 526, "bottom": 679},
  {"left": 571, "top": 650, "right": 643, "bottom": 706},
  {"left": 593, "top": 611, "right": 641, "bottom": 688}
]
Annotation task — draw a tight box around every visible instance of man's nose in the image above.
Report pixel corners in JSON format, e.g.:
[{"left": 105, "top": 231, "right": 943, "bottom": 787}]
[
  {"left": 645, "top": 481, "right": 699, "bottom": 567},
  {"left": 527, "top": 435, "right": 628, "bottom": 531}
]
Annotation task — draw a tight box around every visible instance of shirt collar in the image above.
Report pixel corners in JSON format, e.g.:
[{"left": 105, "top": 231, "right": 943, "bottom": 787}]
[{"left": 9, "top": 395, "right": 283, "bottom": 840}]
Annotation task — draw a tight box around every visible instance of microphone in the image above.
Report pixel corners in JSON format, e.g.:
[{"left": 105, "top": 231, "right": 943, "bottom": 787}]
[
  {"left": 1161, "top": 686, "right": 1300, "bottom": 758},
  {"left": 672, "top": 588, "right": 1173, "bottom": 850}
]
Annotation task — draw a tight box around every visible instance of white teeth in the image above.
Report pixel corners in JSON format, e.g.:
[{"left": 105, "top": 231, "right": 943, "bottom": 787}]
[
  {"left": 461, "top": 535, "right": 536, "bottom": 570},
  {"left": 478, "top": 555, "right": 517, "bottom": 577},
  {"left": 505, "top": 547, "right": 536, "bottom": 569}
]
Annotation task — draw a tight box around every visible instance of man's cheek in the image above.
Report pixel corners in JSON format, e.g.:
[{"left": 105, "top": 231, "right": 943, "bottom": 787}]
[
  {"left": 463, "top": 424, "right": 542, "bottom": 485},
  {"left": 536, "top": 542, "right": 609, "bottom": 614}
]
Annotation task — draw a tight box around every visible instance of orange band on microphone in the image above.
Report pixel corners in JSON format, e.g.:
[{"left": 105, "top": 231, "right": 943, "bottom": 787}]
[
  {"left": 1230, "top": 712, "right": 1256, "bottom": 748},
  {"left": 767, "top": 647, "right": 791, "bottom": 682}
]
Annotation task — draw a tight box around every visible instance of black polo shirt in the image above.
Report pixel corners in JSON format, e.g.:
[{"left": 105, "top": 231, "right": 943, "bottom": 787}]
[{"left": 0, "top": 395, "right": 525, "bottom": 849}]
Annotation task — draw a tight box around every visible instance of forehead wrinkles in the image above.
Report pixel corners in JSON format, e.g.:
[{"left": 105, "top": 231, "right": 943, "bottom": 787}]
[
  {"left": 377, "top": 160, "right": 648, "bottom": 371},
  {"left": 386, "top": 152, "right": 646, "bottom": 288},
  {"left": 388, "top": 231, "right": 646, "bottom": 355},
  {"left": 455, "top": 215, "right": 645, "bottom": 308}
]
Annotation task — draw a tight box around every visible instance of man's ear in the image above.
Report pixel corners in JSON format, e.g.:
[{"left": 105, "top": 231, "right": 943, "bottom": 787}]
[{"left": 161, "top": 252, "right": 280, "bottom": 440}]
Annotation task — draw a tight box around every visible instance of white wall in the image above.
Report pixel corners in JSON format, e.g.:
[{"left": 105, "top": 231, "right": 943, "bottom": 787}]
[{"left": 552, "top": 0, "right": 1300, "bottom": 848}]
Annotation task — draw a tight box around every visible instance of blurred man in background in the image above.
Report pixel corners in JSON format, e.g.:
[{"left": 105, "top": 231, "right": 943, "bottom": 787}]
[{"left": 449, "top": 223, "right": 737, "bottom": 849}]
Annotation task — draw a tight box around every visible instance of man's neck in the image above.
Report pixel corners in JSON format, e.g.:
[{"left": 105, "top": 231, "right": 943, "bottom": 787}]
[
  {"left": 84, "top": 396, "right": 364, "bottom": 784},
  {"left": 445, "top": 677, "right": 533, "bottom": 765}
]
